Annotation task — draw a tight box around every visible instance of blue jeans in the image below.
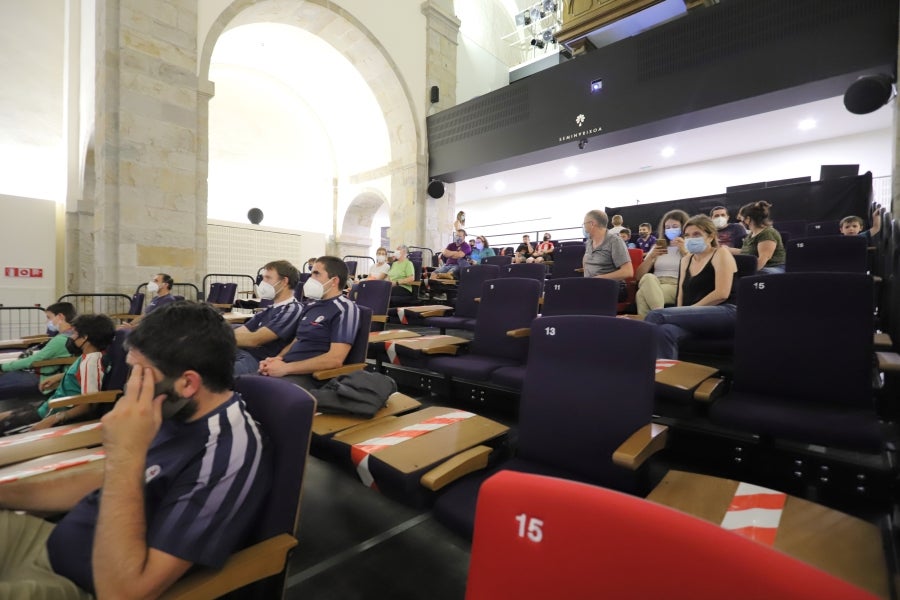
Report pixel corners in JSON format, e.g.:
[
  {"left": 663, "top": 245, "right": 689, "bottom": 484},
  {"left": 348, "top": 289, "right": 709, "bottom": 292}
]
[
  {"left": 759, "top": 264, "right": 785, "bottom": 274},
  {"left": 433, "top": 264, "right": 460, "bottom": 276},
  {"left": 644, "top": 304, "right": 737, "bottom": 360},
  {"left": 233, "top": 349, "right": 261, "bottom": 376}
]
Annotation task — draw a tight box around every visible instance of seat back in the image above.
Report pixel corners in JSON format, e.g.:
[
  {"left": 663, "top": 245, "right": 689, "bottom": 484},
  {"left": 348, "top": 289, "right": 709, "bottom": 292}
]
[
  {"left": 294, "top": 273, "right": 310, "bottom": 302},
  {"left": 219, "top": 283, "right": 238, "bottom": 306},
  {"left": 344, "top": 261, "right": 358, "bottom": 277},
  {"left": 548, "top": 244, "right": 584, "bottom": 279},
  {"left": 466, "top": 471, "right": 877, "bottom": 600},
  {"left": 233, "top": 376, "right": 316, "bottom": 587},
  {"left": 345, "top": 305, "right": 372, "bottom": 364},
  {"left": 541, "top": 277, "right": 617, "bottom": 316},
  {"left": 785, "top": 235, "right": 868, "bottom": 274},
  {"left": 733, "top": 273, "right": 873, "bottom": 405},
  {"left": 806, "top": 220, "right": 840, "bottom": 237},
  {"left": 207, "top": 282, "right": 224, "bottom": 304},
  {"left": 102, "top": 330, "right": 131, "bottom": 393},
  {"left": 128, "top": 293, "right": 145, "bottom": 315},
  {"left": 454, "top": 265, "right": 500, "bottom": 319},
  {"left": 497, "top": 263, "right": 546, "bottom": 282},
  {"left": 516, "top": 316, "right": 655, "bottom": 485},
  {"left": 469, "top": 278, "right": 541, "bottom": 361},
  {"left": 774, "top": 219, "right": 806, "bottom": 240},
  {"left": 354, "top": 280, "right": 391, "bottom": 330},
  {"left": 481, "top": 255, "right": 512, "bottom": 267}
]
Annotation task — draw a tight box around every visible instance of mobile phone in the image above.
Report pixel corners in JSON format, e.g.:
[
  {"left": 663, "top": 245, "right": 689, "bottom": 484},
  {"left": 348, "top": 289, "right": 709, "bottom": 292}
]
[{"left": 655, "top": 238, "right": 668, "bottom": 248}]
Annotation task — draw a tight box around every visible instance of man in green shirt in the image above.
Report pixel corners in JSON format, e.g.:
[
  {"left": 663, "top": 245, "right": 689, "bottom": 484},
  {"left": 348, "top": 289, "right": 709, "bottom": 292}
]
[{"left": 0, "top": 303, "right": 77, "bottom": 401}]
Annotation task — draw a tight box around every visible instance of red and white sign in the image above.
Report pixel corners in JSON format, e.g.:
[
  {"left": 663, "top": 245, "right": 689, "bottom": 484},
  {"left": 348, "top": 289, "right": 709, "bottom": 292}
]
[{"left": 4, "top": 267, "right": 43, "bottom": 278}]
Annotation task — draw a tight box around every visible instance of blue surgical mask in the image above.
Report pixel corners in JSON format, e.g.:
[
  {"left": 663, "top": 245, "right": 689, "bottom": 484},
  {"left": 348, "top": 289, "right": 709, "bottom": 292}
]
[
  {"left": 475, "top": 242, "right": 484, "bottom": 250},
  {"left": 685, "top": 237, "right": 708, "bottom": 254},
  {"left": 665, "top": 227, "right": 682, "bottom": 241},
  {"left": 46, "top": 320, "right": 58, "bottom": 333}
]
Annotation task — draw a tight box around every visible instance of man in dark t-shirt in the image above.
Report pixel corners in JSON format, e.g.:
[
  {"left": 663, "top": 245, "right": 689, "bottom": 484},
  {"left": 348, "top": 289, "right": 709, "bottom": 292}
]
[{"left": 0, "top": 302, "right": 272, "bottom": 598}]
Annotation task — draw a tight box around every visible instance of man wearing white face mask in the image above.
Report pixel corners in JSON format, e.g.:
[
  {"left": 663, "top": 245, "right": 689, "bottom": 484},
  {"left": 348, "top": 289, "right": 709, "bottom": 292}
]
[
  {"left": 232, "top": 260, "right": 302, "bottom": 376},
  {"left": 258, "top": 256, "right": 360, "bottom": 389},
  {"left": 709, "top": 206, "right": 747, "bottom": 255},
  {"left": 120, "top": 273, "right": 176, "bottom": 330}
]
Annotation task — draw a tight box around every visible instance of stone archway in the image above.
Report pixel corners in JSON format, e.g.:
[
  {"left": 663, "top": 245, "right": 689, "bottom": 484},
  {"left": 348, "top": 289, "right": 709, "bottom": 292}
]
[
  {"left": 198, "top": 0, "right": 421, "bottom": 244},
  {"left": 338, "top": 190, "right": 389, "bottom": 257}
]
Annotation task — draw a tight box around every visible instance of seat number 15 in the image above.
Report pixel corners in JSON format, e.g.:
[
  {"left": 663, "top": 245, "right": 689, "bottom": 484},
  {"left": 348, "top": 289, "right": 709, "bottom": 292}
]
[{"left": 515, "top": 513, "right": 544, "bottom": 542}]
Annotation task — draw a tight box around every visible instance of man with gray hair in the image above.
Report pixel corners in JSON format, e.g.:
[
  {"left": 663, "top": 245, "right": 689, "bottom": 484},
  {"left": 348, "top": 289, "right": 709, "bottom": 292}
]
[{"left": 582, "top": 209, "right": 634, "bottom": 280}]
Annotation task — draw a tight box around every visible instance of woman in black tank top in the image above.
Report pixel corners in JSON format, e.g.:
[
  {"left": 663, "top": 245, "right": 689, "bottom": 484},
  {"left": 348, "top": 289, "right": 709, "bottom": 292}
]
[{"left": 644, "top": 215, "right": 738, "bottom": 360}]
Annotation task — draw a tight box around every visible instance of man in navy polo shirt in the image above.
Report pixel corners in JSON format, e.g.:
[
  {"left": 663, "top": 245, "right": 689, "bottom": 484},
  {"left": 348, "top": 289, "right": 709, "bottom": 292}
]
[
  {"left": 233, "top": 259, "right": 303, "bottom": 375},
  {"left": 0, "top": 302, "right": 272, "bottom": 599},
  {"left": 259, "top": 256, "right": 360, "bottom": 390}
]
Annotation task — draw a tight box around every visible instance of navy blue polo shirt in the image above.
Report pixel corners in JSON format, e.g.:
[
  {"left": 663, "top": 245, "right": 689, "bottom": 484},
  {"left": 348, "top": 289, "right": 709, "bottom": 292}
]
[
  {"left": 241, "top": 298, "right": 302, "bottom": 360},
  {"left": 283, "top": 295, "right": 360, "bottom": 363},
  {"left": 47, "top": 393, "right": 272, "bottom": 594}
]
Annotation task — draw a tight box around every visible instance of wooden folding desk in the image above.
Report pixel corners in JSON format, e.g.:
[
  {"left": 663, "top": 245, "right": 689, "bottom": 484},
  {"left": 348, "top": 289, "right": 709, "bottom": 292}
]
[
  {"left": 647, "top": 470, "right": 889, "bottom": 598},
  {"left": 0, "top": 421, "right": 103, "bottom": 467},
  {"left": 0, "top": 447, "right": 106, "bottom": 487}
]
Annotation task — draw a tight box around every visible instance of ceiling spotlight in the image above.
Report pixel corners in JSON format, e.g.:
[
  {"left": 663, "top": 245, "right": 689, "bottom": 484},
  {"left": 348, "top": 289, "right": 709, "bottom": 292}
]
[
  {"left": 542, "top": 29, "right": 555, "bottom": 43},
  {"left": 516, "top": 11, "right": 531, "bottom": 26},
  {"left": 530, "top": 7, "right": 542, "bottom": 21},
  {"left": 797, "top": 118, "right": 817, "bottom": 131},
  {"left": 590, "top": 78, "right": 603, "bottom": 93},
  {"left": 844, "top": 73, "right": 895, "bottom": 114},
  {"left": 531, "top": 38, "right": 545, "bottom": 49},
  {"left": 660, "top": 146, "right": 675, "bottom": 158},
  {"left": 543, "top": 0, "right": 558, "bottom": 11}
]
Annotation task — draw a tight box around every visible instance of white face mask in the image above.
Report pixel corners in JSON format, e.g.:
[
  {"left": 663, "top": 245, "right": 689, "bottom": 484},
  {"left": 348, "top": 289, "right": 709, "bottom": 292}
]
[
  {"left": 303, "top": 277, "right": 331, "bottom": 300},
  {"left": 712, "top": 216, "right": 728, "bottom": 229},
  {"left": 257, "top": 281, "right": 277, "bottom": 300},
  {"left": 376, "top": 254, "right": 387, "bottom": 263},
  {"left": 147, "top": 281, "right": 160, "bottom": 294}
]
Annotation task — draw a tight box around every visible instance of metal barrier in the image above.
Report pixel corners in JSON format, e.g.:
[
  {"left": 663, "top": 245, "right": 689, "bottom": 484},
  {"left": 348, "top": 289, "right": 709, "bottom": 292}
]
[
  {"left": 343, "top": 255, "right": 375, "bottom": 278},
  {"left": 408, "top": 246, "right": 436, "bottom": 268},
  {"left": 134, "top": 282, "right": 202, "bottom": 302},
  {"left": 57, "top": 294, "right": 133, "bottom": 317},
  {"left": 200, "top": 274, "right": 256, "bottom": 304},
  {"left": 0, "top": 306, "right": 48, "bottom": 339}
]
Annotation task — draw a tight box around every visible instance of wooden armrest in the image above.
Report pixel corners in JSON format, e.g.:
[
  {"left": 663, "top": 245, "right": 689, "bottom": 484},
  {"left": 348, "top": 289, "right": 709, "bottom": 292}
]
[
  {"left": 211, "top": 303, "right": 235, "bottom": 310},
  {"left": 506, "top": 328, "right": 531, "bottom": 338},
  {"left": 21, "top": 334, "right": 50, "bottom": 341},
  {"left": 422, "top": 345, "right": 460, "bottom": 355},
  {"left": 32, "top": 357, "right": 77, "bottom": 368},
  {"left": 876, "top": 352, "right": 900, "bottom": 373},
  {"left": 47, "top": 390, "right": 122, "bottom": 410},
  {"left": 409, "top": 281, "right": 422, "bottom": 287},
  {"left": 419, "top": 308, "right": 450, "bottom": 318},
  {"left": 575, "top": 268, "right": 584, "bottom": 273},
  {"left": 693, "top": 377, "right": 726, "bottom": 403},
  {"left": 371, "top": 315, "right": 388, "bottom": 323},
  {"left": 108, "top": 313, "right": 139, "bottom": 320},
  {"left": 473, "top": 297, "right": 480, "bottom": 303},
  {"left": 313, "top": 363, "right": 366, "bottom": 381},
  {"left": 612, "top": 423, "right": 668, "bottom": 470},
  {"left": 159, "top": 533, "right": 298, "bottom": 600},
  {"left": 874, "top": 332, "right": 892, "bottom": 349},
  {"left": 420, "top": 445, "right": 493, "bottom": 491}
]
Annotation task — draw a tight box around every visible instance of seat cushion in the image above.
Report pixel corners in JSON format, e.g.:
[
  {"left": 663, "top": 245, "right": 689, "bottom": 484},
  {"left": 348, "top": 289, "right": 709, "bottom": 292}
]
[
  {"left": 490, "top": 365, "right": 526, "bottom": 390},
  {"left": 427, "top": 355, "right": 521, "bottom": 381},
  {"left": 710, "top": 391, "right": 885, "bottom": 452}
]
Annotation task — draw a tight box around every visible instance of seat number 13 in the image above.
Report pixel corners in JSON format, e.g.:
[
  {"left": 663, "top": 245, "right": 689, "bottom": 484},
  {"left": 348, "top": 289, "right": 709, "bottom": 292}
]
[{"left": 515, "top": 513, "right": 544, "bottom": 542}]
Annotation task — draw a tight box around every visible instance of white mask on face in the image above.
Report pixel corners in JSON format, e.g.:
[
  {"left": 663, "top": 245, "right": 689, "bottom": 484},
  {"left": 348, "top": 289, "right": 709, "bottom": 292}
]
[
  {"left": 303, "top": 277, "right": 331, "bottom": 300},
  {"left": 712, "top": 216, "right": 728, "bottom": 229},
  {"left": 257, "top": 281, "right": 277, "bottom": 300},
  {"left": 147, "top": 281, "right": 160, "bottom": 294},
  {"left": 376, "top": 254, "right": 387, "bottom": 263}
]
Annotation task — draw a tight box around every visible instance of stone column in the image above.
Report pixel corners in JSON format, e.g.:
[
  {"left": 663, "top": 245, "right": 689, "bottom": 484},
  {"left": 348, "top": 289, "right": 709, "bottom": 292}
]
[
  {"left": 75, "top": 0, "right": 202, "bottom": 294},
  {"left": 421, "top": 0, "right": 460, "bottom": 253}
]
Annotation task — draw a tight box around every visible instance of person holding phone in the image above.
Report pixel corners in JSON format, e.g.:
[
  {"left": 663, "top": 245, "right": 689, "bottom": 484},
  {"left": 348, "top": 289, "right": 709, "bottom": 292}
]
[
  {"left": 633, "top": 209, "right": 690, "bottom": 316},
  {"left": 0, "top": 302, "right": 273, "bottom": 598}
]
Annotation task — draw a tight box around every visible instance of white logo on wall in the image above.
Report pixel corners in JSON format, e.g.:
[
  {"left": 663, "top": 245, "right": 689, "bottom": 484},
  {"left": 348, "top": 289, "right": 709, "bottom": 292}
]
[{"left": 558, "top": 113, "right": 601, "bottom": 143}]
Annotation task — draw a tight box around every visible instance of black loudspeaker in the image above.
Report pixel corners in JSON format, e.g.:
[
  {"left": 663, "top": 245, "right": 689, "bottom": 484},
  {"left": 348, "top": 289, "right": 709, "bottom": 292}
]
[
  {"left": 844, "top": 74, "right": 894, "bottom": 114},
  {"left": 427, "top": 180, "right": 445, "bottom": 198},
  {"left": 247, "top": 208, "right": 264, "bottom": 224},
  {"left": 430, "top": 85, "right": 440, "bottom": 104}
]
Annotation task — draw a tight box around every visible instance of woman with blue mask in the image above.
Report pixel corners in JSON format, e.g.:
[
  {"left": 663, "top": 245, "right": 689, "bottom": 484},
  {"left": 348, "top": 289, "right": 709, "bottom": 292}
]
[
  {"left": 644, "top": 214, "right": 738, "bottom": 360},
  {"left": 469, "top": 235, "right": 495, "bottom": 264},
  {"left": 633, "top": 209, "right": 689, "bottom": 316}
]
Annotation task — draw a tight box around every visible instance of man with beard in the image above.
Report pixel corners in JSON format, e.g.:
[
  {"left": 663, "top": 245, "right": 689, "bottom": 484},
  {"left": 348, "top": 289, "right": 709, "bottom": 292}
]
[{"left": 0, "top": 302, "right": 272, "bottom": 599}]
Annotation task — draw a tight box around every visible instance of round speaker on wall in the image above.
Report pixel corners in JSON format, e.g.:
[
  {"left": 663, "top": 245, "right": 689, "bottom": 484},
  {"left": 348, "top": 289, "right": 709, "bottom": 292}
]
[
  {"left": 427, "top": 180, "right": 445, "bottom": 199},
  {"left": 247, "top": 208, "right": 264, "bottom": 224},
  {"left": 843, "top": 74, "right": 894, "bottom": 115}
]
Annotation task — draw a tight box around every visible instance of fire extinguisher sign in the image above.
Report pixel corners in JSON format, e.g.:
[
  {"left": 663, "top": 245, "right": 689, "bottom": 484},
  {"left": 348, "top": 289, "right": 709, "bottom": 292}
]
[{"left": 4, "top": 267, "right": 43, "bottom": 278}]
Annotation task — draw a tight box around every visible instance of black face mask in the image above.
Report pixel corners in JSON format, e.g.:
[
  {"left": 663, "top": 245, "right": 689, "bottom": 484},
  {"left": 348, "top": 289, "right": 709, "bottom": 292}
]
[
  {"left": 65, "top": 337, "right": 82, "bottom": 355},
  {"left": 153, "top": 376, "right": 198, "bottom": 422}
]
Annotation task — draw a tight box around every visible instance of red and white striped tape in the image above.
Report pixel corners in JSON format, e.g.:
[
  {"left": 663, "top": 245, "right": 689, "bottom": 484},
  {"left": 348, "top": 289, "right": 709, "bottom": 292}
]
[
  {"left": 720, "top": 481, "right": 787, "bottom": 545},
  {"left": 655, "top": 359, "right": 679, "bottom": 374},
  {"left": 0, "top": 450, "right": 106, "bottom": 485},
  {"left": 350, "top": 411, "right": 476, "bottom": 488},
  {"left": 397, "top": 308, "right": 409, "bottom": 324},
  {"left": 384, "top": 341, "right": 401, "bottom": 365},
  {"left": 0, "top": 422, "right": 101, "bottom": 448}
]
